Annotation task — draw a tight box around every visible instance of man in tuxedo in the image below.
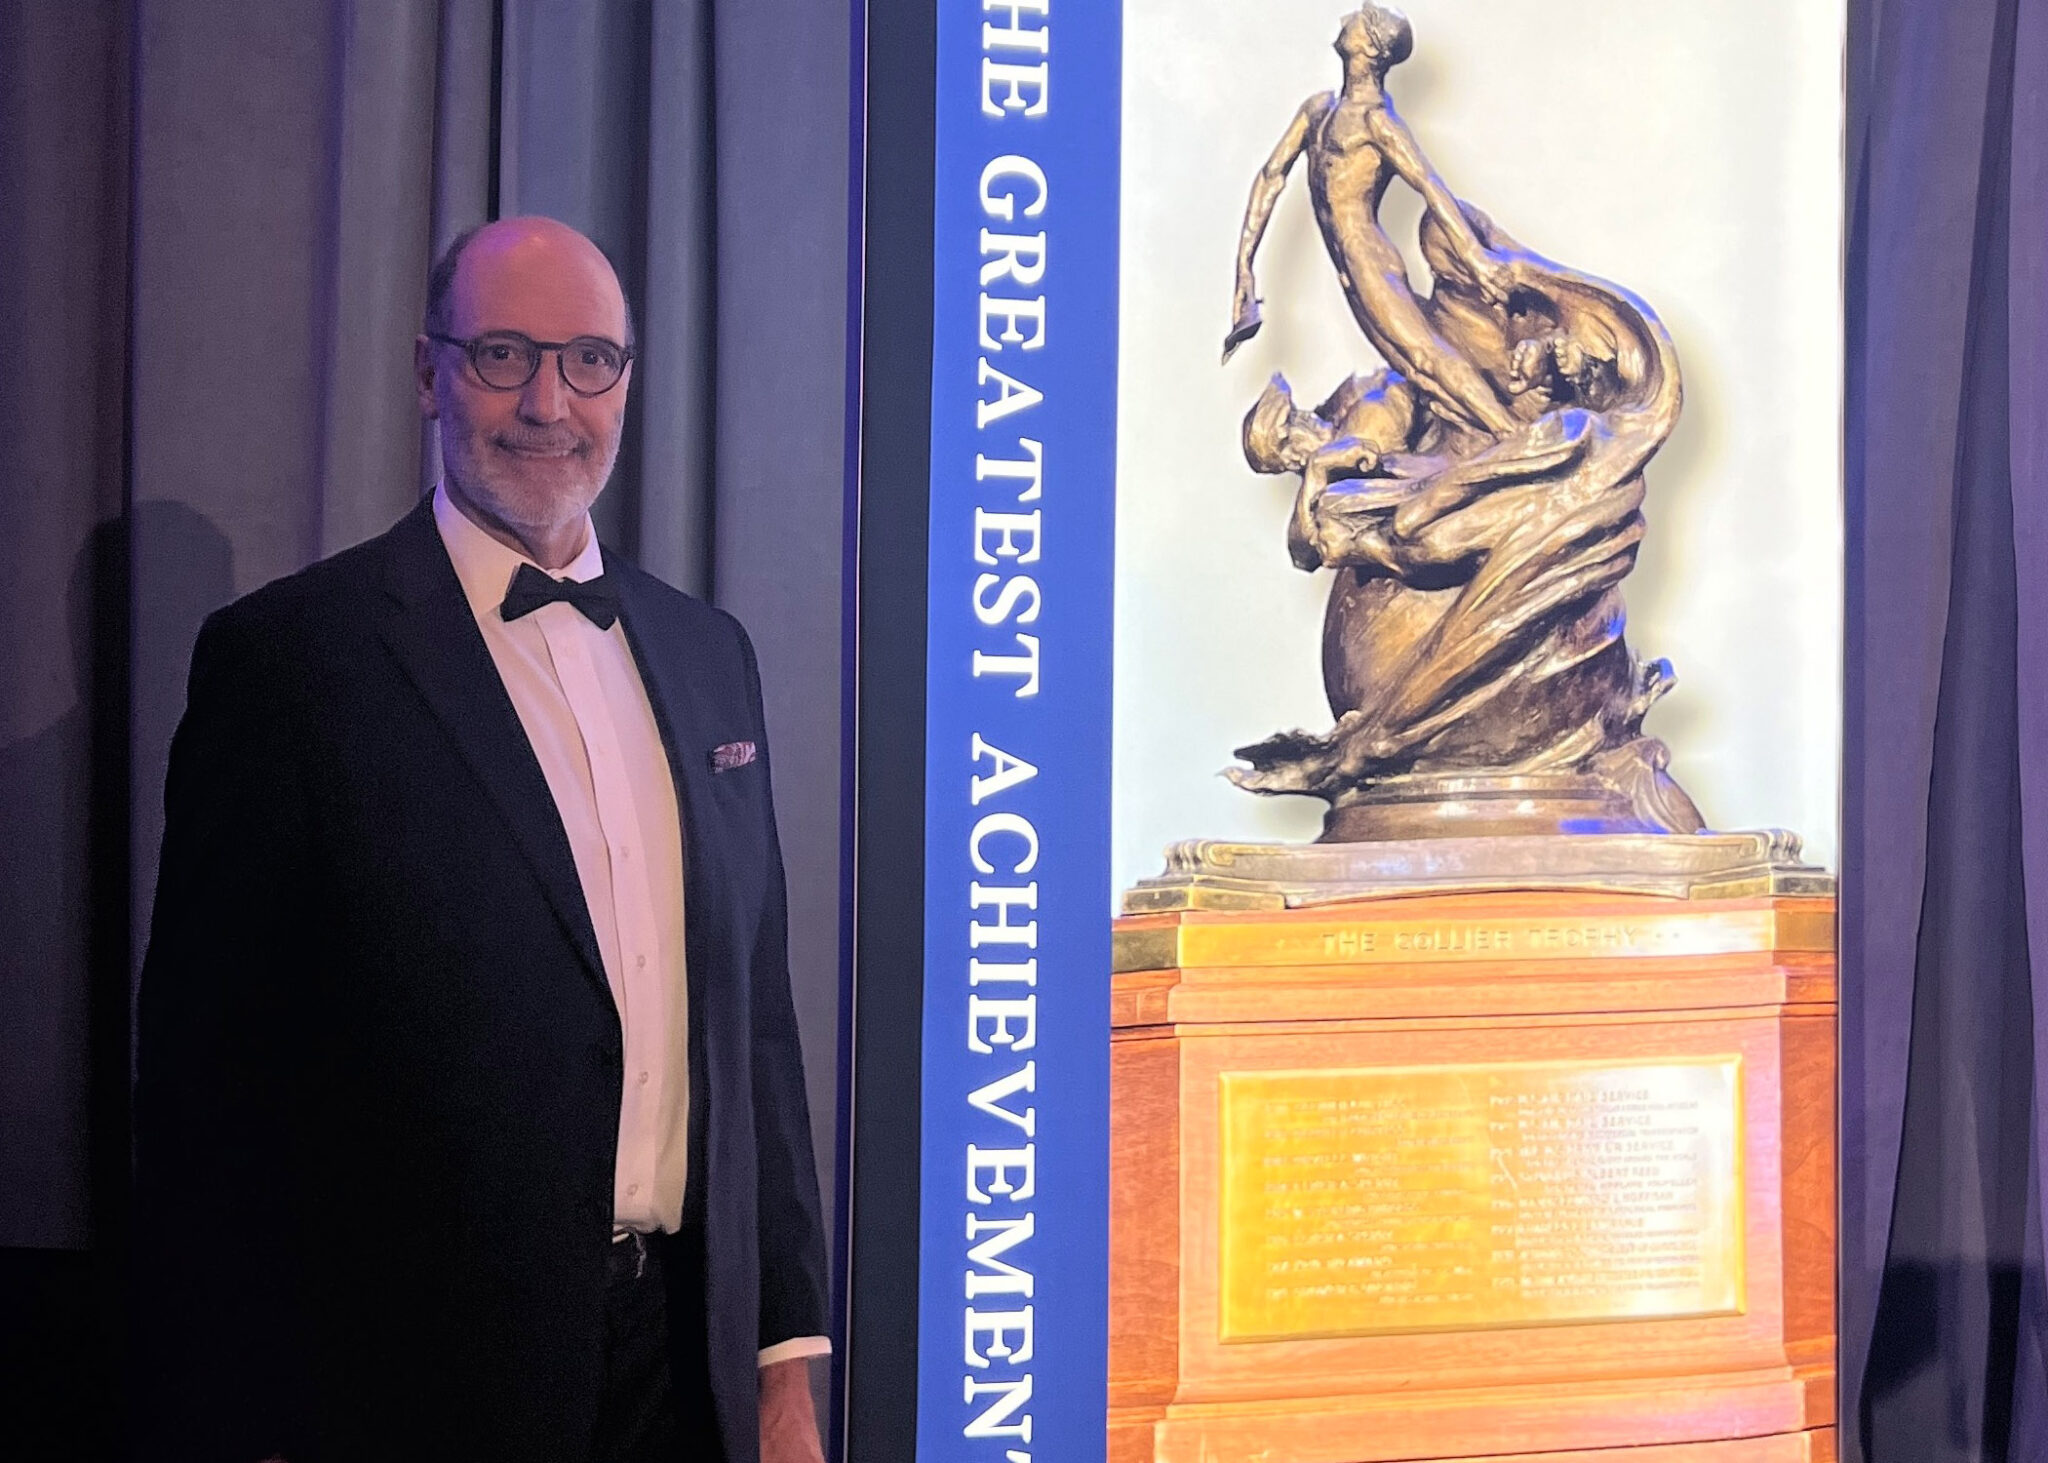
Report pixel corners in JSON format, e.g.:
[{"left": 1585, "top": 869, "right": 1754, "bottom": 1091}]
[{"left": 133, "top": 216, "right": 830, "bottom": 1463}]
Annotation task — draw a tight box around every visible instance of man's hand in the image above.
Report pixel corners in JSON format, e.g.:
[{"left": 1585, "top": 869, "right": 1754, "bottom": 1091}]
[{"left": 759, "top": 1357, "right": 826, "bottom": 1463}]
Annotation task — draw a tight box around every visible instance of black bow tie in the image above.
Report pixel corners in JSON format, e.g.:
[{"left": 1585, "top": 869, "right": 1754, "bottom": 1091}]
[{"left": 500, "top": 562, "right": 621, "bottom": 630}]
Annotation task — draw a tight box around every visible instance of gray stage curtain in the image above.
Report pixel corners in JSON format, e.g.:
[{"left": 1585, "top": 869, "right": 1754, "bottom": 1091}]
[
  {"left": 2, "top": 0, "right": 846, "bottom": 1450},
  {"left": 1844, "top": 0, "right": 2048, "bottom": 1456}
]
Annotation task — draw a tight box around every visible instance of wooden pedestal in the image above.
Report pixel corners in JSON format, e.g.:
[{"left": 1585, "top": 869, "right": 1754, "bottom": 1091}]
[{"left": 1109, "top": 892, "right": 1836, "bottom": 1463}]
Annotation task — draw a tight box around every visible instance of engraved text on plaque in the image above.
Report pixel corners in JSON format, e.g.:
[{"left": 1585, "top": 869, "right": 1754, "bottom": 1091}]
[{"left": 1217, "top": 1059, "right": 1745, "bottom": 1341}]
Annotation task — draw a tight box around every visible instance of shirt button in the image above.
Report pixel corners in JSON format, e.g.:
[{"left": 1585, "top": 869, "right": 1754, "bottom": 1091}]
[
  {"left": 638, "top": 1070, "right": 650, "bottom": 1087},
  {"left": 617, "top": 845, "right": 631, "bottom": 862},
  {"left": 627, "top": 1183, "right": 640, "bottom": 1198},
  {"left": 635, "top": 954, "right": 647, "bottom": 971}
]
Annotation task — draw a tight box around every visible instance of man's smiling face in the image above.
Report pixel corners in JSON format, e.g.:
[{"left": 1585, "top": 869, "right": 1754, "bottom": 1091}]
[{"left": 419, "top": 217, "right": 633, "bottom": 549}]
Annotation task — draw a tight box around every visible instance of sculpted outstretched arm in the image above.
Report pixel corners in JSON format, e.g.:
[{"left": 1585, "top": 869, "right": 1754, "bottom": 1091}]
[
  {"left": 1372, "top": 103, "right": 1510, "bottom": 304},
  {"left": 1226, "top": 93, "right": 1329, "bottom": 361}
]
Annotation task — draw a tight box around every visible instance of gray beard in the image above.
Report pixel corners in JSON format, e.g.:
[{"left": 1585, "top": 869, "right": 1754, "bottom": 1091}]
[{"left": 441, "top": 436, "right": 619, "bottom": 538}]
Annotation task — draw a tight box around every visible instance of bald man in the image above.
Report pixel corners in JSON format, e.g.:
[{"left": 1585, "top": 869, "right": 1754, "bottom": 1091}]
[{"left": 133, "top": 218, "right": 830, "bottom": 1463}]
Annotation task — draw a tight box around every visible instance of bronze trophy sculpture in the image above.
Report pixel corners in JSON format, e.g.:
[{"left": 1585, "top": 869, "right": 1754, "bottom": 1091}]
[
  {"left": 1127, "top": 1, "right": 1824, "bottom": 905},
  {"left": 1107, "top": 16, "right": 1839, "bottom": 1462}
]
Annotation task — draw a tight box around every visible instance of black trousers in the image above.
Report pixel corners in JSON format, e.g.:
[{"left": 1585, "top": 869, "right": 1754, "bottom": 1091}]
[{"left": 593, "top": 1230, "right": 724, "bottom": 1463}]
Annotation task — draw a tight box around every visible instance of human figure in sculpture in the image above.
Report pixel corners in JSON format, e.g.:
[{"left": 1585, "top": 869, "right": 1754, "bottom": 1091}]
[{"left": 1225, "top": 3, "right": 1520, "bottom": 439}]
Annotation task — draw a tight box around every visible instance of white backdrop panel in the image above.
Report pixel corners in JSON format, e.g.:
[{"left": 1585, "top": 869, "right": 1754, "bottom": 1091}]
[{"left": 1112, "top": 0, "right": 1846, "bottom": 899}]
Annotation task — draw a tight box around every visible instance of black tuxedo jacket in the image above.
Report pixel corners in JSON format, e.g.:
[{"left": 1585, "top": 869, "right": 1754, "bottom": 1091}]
[{"left": 133, "top": 498, "right": 828, "bottom": 1463}]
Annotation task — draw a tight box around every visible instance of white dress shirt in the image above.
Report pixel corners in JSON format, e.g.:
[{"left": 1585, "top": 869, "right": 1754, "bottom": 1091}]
[{"left": 433, "top": 486, "right": 826, "bottom": 1367}]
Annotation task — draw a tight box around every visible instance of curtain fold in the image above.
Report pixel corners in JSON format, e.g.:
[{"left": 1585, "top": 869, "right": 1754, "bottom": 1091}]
[
  {"left": 1845, "top": 0, "right": 2048, "bottom": 1455},
  {"left": 705, "top": 0, "right": 854, "bottom": 1197},
  {"left": 0, "top": 0, "right": 131, "bottom": 1261},
  {"left": 2011, "top": 0, "right": 2048, "bottom": 1438},
  {"left": 314, "top": 0, "right": 442, "bottom": 554}
]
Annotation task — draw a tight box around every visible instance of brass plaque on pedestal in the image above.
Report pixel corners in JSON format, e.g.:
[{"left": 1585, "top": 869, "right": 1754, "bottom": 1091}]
[
  {"left": 1218, "top": 1058, "right": 1746, "bottom": 1341},
  {"left": 1116, "top": 899, "right": 1835, "bottom": 974}
]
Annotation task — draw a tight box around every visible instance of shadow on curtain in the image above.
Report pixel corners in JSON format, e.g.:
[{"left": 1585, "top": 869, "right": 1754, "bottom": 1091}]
[{"left": 1844, "top": 0, "right": 2048, "bottom": 1457}]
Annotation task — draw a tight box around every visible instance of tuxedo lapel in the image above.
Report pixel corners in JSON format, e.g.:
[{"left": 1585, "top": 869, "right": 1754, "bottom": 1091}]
[
  {"left": 372, "top": 500, "right": 609, "bottom": 997},
  {"left": 608, "top": 562, "right": 724, "bottom": 932}
]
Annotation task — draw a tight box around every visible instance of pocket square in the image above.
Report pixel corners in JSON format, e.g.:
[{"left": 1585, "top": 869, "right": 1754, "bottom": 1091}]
[{"left": 710, "top": 740, "right": 757, "bottom": 773}]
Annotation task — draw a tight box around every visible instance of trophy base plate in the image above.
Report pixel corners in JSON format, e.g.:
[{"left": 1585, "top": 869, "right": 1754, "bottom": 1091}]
[
  {"left": 1321, "top": 769, "right": 1674, "bottom": 841},
  {"left": 1121, "top": 828, "right": 1833, "bottom": 912}
]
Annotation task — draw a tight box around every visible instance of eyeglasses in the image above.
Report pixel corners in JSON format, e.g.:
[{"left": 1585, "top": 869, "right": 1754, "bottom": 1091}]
[{"left": 428, "top": 331, "right": 634, "bottom": 396}]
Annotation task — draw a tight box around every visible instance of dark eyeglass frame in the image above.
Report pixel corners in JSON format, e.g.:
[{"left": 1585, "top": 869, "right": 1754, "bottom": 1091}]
[{"left": 428, "top": 330, "right": 635, "bottom": 396}]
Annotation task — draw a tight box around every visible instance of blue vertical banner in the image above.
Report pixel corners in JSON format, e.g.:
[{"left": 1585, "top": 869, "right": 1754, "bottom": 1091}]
[{"left": 920, "top": 1, "right": 1120, "bottom": 1459}]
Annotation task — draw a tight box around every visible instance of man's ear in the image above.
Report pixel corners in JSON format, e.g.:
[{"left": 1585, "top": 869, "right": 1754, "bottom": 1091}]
[{"left": 415, "top": 335, "right": 439, "bottom": 419}]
